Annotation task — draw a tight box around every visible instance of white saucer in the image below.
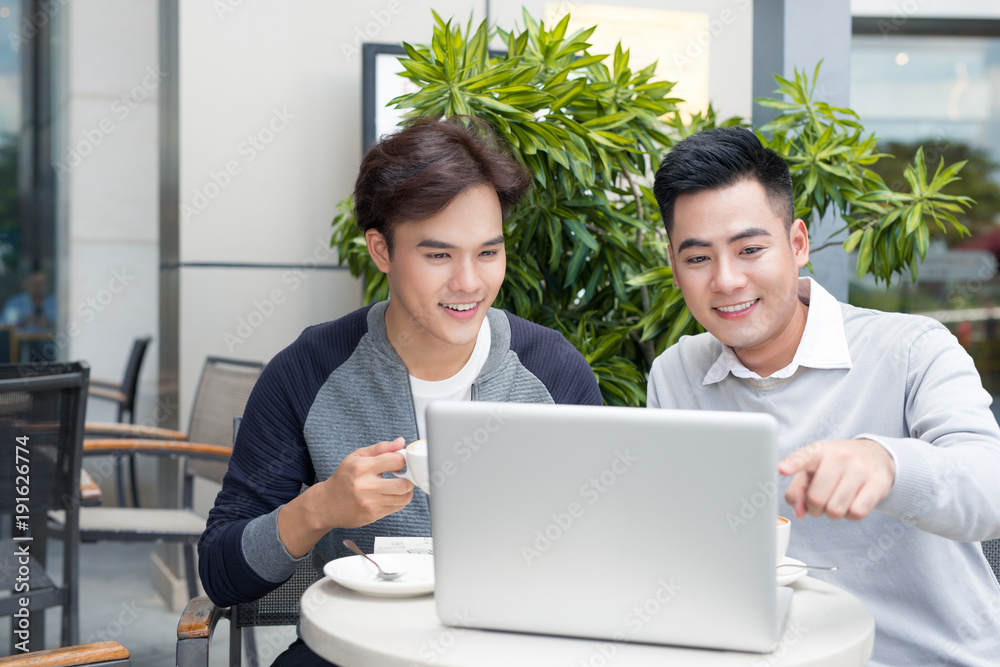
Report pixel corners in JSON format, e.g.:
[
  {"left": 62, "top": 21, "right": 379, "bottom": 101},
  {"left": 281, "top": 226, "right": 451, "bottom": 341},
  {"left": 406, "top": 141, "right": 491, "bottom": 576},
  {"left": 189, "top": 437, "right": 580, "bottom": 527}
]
[
  {"left": 776, "top": 557, "right": 808, "bottom": 586},
  {"left": 323, "top": 553, "right": 434, "bottom": 597}
]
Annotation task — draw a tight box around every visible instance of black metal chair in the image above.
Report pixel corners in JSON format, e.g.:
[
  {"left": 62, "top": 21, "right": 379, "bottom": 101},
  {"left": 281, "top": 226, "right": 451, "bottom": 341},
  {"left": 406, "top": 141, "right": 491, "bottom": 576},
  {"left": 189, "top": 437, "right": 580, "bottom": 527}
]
[
  {"left": 177, "top": 559, "right": 323, "bottom": 667},
  {"left": 0, "top": 361, "right": 90, "bottom": 653},
  {"left": 0, "top": 640, "right": 131, "bottom": 665},
  {"left": 86, "top": 337, "right": 151, "bottom": 425},
  {"left": 86, "top": 336, "right": 152, "bottom": 507}
]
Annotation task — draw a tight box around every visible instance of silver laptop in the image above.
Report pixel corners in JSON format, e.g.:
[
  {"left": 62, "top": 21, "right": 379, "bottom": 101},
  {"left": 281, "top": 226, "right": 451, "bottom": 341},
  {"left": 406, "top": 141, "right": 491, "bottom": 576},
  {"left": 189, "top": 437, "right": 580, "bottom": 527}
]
[{"left": 425, "top": 401, "right": 792, "bottom": 653}]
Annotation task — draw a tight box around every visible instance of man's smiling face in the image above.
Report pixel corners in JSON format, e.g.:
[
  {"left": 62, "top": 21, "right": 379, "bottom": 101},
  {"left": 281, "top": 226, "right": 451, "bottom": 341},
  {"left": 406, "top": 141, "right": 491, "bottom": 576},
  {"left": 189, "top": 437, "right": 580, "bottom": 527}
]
[
  {"left": 367, "top": 184, "right": 506, "bottom": 366},
  {"left": 668, "top": 179, "right": 810, "bottom": 375}
]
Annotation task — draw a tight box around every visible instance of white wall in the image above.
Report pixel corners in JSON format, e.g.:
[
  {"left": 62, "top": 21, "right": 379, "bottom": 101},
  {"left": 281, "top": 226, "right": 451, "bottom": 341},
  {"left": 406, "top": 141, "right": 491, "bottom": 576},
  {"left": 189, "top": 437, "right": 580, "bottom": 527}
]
[{"left": 173, "top": 0, "right": 484, "bottom": 426}]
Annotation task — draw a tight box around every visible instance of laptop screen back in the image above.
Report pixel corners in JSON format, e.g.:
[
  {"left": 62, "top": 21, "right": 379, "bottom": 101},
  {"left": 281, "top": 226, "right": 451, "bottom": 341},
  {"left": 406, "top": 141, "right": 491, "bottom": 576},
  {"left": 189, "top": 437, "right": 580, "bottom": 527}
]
[{"left": 426, "top": 401, "right": 785, "bottom": 653}]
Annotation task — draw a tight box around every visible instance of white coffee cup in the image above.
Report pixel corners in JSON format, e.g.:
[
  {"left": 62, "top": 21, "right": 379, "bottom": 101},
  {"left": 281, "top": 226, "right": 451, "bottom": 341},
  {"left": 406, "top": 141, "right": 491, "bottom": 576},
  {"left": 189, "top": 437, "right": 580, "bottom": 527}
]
[
  {"left": 776, "top": 516, "right": 791, "bottom": 564},
  {"left": 391, "top": 438, "right": 430, "bottom": 494}
]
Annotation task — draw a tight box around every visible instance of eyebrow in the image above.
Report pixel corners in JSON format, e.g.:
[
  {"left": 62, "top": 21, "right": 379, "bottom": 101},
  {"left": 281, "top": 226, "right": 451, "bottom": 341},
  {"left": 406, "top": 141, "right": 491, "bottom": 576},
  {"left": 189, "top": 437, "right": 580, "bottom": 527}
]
[
  {"left": 416, "top": 235, "right": 505, "bottom": 249},
  {"left": 676, "top": 227, "right": 772, "bottom": 253}
]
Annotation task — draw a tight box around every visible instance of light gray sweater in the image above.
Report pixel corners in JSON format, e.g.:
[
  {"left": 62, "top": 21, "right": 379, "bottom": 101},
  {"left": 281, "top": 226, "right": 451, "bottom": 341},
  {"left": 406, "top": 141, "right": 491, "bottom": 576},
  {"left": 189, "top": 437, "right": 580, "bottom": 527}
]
[{"left": 648, "top": 289, "right": 1000, "bottom": 666}]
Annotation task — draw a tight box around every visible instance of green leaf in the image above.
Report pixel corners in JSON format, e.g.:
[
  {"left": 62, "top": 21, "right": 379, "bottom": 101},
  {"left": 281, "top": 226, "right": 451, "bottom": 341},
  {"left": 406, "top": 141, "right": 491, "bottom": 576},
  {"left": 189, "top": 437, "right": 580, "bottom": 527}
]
[
  {"left": 903, "top": 204, "right": 923, "bottom": 235},
  {"left": 400, "top": 59, "right": 446, "bottom": 83},
  {"left": 461, "top": 66, "right": 521, "bottom": 92},
  {"left": 472, "top": 96, "right": 536, "bottom": 121},
  {"left": 627, "top": 267, "right": 673, "bottom": 287},
  {"left": 550, "top": 79, "right": 586, "bottom": 110},
  {"left": 842, "top": 228, "right": 864, "bottom": 253},
  {"left": 583, "top": 111, "right": 636, "bottom": 131},
  {"left": 856, "top": 228, "right": 875, "bottom": 277},
  {"left": 565, "top": 218, "right": 600, "bottom": 251},
  {"left": 567, "top": 53, "right": 608, "bottom": 70}
]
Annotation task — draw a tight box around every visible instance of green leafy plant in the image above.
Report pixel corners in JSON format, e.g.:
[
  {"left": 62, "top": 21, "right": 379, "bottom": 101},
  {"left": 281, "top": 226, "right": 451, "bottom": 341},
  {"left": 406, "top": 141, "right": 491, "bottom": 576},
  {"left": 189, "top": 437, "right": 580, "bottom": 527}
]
[
  {"left": 752, "top": 64, "right": 972, "bottom": 283},
  {"left": 866, "top": 140, "right": 1000, "bottom": 244},
  {"left": 331, "top": 12, "right": 973, "bottom": 406}
]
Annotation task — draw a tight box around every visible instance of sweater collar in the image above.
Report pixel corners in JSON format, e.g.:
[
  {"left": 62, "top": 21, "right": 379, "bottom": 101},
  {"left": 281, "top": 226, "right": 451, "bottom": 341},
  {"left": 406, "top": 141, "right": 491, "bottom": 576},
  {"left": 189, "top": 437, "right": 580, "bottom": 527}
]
[
  {"left": 364, "top": 301, "right": 511, "bottom": 376},
  {"left": 702, "top": 277, "right": 852, "bottom": 385}
]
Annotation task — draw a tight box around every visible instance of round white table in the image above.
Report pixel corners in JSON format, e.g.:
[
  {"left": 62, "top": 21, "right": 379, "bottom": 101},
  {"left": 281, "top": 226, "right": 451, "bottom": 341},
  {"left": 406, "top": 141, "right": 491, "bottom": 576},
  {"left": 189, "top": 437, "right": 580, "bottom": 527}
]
[{"left": 300, "top": 576, "right": 874, "bottom": 667}]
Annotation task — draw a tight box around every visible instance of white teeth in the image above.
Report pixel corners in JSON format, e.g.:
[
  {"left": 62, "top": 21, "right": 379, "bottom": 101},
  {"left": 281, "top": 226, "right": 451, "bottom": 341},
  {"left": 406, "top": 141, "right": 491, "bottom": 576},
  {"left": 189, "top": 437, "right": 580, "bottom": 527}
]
[
  {"left": 443, "top": 303, "right": 476, "bottom": 311},
  {"left": 716, "top": 299, "right": 757, "bottom": 313}
]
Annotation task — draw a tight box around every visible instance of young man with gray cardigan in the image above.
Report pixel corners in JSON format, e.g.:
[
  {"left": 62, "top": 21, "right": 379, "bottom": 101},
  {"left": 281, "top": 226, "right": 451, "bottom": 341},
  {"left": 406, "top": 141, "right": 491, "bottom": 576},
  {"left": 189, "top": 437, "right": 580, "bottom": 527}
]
[
  {"left": 648, "top": 127, "right": 1000, "bottom": 665},
  {"left": 199, "top": 117, "right": 602, "bottom": 666}
]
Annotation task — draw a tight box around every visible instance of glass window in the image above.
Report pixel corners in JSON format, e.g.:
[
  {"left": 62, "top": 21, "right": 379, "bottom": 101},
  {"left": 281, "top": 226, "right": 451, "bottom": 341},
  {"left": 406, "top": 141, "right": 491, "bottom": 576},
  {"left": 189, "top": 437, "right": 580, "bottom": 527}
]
[
  {"left": 851, "top": 29, "right": 1000, "bottom": 396},
  {"left": 0, "top": 1, "right": 58, "bottom": 362},
  {"left": 0, "top": 2, "right": 22, "bottom": 326}
]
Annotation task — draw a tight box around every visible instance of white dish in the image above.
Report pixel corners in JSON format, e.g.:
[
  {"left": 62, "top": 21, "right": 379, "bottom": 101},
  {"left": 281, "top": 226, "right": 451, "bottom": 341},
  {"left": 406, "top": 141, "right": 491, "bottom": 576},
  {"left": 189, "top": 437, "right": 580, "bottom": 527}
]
[
  {"left": 323, "top": 553, "right": 434, "bottom": 597},
  {"left": 776, "top": 557, "right": 809, "bottom": 586}
]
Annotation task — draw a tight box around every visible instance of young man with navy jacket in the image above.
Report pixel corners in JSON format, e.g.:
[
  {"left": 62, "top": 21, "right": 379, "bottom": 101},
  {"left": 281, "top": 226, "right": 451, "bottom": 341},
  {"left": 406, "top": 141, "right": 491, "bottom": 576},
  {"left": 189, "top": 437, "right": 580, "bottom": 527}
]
[{"left": 199, "top": 117, "right": 602, "bottom": 666}]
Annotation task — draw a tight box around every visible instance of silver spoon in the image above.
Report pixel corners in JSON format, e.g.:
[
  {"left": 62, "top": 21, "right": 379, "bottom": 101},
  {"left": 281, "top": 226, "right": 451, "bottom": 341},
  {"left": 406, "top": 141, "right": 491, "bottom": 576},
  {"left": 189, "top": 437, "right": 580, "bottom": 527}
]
[
  {"left": 343, "top": 539, "right": 403, "bottom": 580},
  {"left": 776, "top": 563, "right": 838, "bottom": 572}
]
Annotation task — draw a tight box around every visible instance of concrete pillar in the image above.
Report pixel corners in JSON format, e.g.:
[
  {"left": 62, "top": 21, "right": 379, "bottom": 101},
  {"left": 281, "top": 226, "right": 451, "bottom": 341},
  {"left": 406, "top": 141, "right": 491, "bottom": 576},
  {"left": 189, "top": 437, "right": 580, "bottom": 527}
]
[{"left": 753, "top": 0, "right": 852, "bottom": 301}]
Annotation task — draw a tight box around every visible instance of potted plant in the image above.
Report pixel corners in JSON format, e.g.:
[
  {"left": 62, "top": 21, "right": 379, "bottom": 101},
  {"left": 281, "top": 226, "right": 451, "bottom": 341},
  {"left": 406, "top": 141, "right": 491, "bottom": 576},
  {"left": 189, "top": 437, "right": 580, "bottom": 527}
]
[{"left": 331, "top": 10, "right": 972, "bottom": 406}]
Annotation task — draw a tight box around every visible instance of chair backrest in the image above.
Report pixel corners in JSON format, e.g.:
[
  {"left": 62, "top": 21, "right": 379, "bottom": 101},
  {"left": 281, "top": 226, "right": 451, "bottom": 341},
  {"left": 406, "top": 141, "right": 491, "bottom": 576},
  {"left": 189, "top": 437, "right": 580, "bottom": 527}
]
[
  {"left": 0, "top": 362, "right": 90, "bottom": 517},
  {"left": 227, "top": 415, "right": 321, "bottom": 653},
  {"left": 233, "top": 558, "right": 323, "bottom": 630},
  {"left": 0, "top": 362, "right": 89, "bottom": 651},
  {"left": 185, "top": 357, "right": 264, "bottom": 483},
  {"left": 983, "top": 539, "right": 1000, "bottom": 584},
  {"left": 119, "top": 337, "right": 152, "bottom": 422}
]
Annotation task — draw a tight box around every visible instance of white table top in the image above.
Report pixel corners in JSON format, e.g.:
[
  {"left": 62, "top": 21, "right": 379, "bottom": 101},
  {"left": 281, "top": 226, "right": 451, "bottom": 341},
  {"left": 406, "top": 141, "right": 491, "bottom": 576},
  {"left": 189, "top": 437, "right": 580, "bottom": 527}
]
[{"left": 300, "top": 576, "right": 874, "bottom": 667}]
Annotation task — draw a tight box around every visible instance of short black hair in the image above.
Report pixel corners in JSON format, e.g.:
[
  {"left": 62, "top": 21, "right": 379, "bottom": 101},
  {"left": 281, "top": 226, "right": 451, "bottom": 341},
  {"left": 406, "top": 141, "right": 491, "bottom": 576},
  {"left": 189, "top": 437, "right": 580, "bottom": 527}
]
[
  {"left": 354, "top": 116, "right": 531, "bottom": 256},
  {"left": 652, "top": 127, "right": 794, "bottom": 238}
]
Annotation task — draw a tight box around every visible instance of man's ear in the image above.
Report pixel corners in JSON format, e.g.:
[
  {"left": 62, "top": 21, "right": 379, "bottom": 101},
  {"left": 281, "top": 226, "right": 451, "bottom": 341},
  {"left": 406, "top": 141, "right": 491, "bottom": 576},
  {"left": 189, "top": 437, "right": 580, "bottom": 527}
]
[
  {"left": 365, "top": 229, "right": 392, "bottom": 274},
  {"left": 789, "top": 219, "right": 809, "bottom": 269}
]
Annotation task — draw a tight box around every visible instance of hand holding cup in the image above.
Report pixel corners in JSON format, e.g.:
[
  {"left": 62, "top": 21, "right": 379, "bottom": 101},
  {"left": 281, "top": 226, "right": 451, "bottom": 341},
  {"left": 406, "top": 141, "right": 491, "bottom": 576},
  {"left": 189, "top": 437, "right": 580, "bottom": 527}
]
[{"left": 391, "top": 439, "right": 431, "bottom": 494}]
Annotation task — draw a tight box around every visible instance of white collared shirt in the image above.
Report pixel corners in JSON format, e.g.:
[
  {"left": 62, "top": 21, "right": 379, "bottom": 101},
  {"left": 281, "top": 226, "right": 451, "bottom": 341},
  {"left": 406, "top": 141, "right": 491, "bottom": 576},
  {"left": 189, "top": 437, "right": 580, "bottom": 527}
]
[{"left": 702, "top": 277, "right": 852, "bottom": 385}]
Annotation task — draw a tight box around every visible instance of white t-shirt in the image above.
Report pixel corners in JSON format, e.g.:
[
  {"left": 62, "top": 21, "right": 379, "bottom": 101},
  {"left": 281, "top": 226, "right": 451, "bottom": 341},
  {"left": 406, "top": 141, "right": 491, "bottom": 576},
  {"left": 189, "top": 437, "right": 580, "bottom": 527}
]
[{"left": 409, "top": 317, "right": 492, "bottom": 438}]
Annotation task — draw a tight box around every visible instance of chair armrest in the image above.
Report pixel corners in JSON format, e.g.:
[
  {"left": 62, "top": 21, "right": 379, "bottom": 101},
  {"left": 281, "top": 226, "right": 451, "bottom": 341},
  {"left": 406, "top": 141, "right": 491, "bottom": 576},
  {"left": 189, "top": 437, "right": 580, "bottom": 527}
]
[
  {"left": 89, "top": 378, "right": 123, "bottom": 391},
  {"left": 85, "top": 421, "right": 189, "bottom": 440},
  {"left": 176, "top": 597, "right": 230, "bottom": 667},
  {"left": 83, "top": 439, "right": 231, "bottom": 461},
  {"left": 177, "top": 596, "right": 229, "bottom": 641},
  {"left": 0, "top": 640, "right": 130, "bottom": 665},
  {"left": 88, "top": 386, "right": 127, "bottom": 403},
  {"left": 79, "top": 469, "right": 102, "bottom": 507}
]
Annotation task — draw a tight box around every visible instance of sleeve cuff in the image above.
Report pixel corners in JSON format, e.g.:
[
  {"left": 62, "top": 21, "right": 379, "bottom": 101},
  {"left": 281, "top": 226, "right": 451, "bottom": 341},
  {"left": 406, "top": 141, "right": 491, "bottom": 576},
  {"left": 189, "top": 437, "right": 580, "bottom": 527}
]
[
  {"left": 857, "top": 433, "right": 937, "bottom": 522},
  {"left": 241, "top": 506, "right": 307, "bottom": 584}
]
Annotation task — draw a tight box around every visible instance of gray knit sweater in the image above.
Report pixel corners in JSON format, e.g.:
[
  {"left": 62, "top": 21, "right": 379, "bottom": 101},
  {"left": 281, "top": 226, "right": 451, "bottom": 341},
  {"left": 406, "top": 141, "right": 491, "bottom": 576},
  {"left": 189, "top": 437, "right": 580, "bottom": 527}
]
[{"left": 648, "top": 282, "right": 1000, "bottom": 666}]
